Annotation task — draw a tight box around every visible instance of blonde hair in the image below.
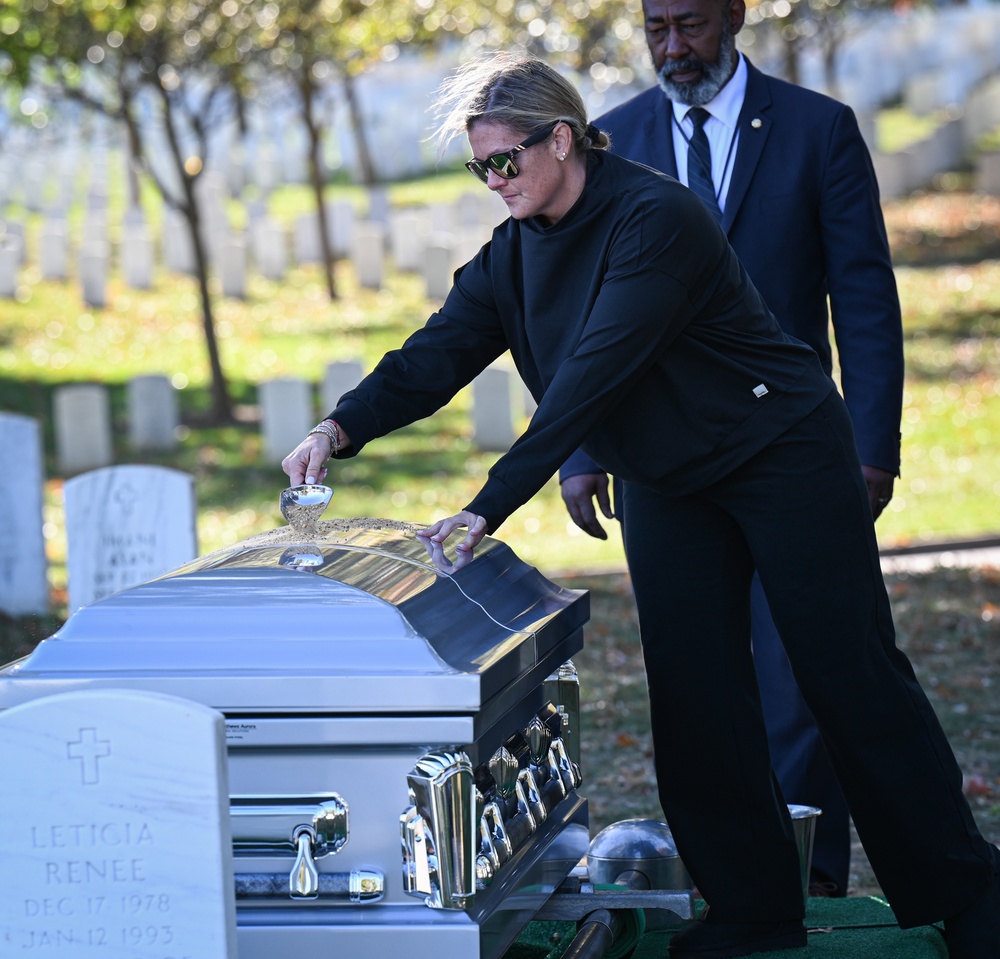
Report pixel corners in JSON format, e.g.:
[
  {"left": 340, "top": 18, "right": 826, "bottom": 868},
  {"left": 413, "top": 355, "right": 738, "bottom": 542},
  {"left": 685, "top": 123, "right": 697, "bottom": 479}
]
[{"left": 433, "top": 53, "right": 610, "bottom": 157}]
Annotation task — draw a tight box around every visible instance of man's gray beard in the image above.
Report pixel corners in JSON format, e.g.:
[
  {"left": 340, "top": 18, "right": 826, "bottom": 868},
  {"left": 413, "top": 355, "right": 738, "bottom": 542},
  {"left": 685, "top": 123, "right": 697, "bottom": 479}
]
[{"left": 655, "top": 28, "right": 736, "bottom": 106}]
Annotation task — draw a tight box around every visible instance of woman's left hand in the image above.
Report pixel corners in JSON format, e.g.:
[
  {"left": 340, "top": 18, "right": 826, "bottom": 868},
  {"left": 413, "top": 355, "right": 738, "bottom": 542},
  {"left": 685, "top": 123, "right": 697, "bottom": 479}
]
[{"left": 417, "top": 510, "right": 489, "bottom": 555}]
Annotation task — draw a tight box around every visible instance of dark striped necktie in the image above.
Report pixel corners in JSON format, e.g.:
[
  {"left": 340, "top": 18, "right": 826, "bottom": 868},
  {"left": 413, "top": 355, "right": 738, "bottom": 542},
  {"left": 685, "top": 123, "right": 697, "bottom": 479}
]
[{"left": 686, "top": 107, "right": 722, "bottom": 221}]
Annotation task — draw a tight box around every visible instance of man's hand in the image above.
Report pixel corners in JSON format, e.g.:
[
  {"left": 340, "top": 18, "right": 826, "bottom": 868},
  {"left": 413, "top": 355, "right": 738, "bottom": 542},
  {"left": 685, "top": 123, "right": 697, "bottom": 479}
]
[
  {"left": 561, "top": 472, "right": 613, "bottom": 540},
  {"left": 862, "top": 465, "right": 895, "bottom": 521}
]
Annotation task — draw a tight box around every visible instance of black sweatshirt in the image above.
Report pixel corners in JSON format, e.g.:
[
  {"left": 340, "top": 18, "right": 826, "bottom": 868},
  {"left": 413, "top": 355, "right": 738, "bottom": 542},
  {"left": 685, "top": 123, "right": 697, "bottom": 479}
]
[{"left": 329, "top": 150, "right": 833, "bottom": 533}]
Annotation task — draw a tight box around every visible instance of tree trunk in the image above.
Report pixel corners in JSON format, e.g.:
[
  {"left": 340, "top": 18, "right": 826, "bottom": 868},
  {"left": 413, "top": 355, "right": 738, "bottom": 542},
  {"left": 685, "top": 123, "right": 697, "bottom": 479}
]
[
  {"left": 185, "top": 203, "right": 231, "bottom": 424},
  {"left": 120, "top": 89, "right": 144, "bottom": 213},
  {"left": 781, "top": 31, "right": 800, "bottom": 85},
  {"left": 157, "top": 87, "right": 234, "bottom": 423},
  {"left": 342, "top": 70, "right": 378, "bottom": 186},
  {"left": 302, "top": 73, "right": 337, "bottom": 300}
]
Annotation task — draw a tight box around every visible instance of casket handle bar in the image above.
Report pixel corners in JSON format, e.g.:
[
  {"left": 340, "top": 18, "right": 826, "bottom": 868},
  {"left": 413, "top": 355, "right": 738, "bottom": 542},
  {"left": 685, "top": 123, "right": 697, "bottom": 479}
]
[
  {"left": 230, "top": 794, "right": 349, "bottom": 901},
  {"left": 233, "top": 867, "right": 384, "bottom": 903},
  {"left": 400, "top": 750, "right": 478, "bottom": 910},
  {"left": 472, "top": 704, "right": 582, "bottom": 892},
  {"left": 291, "top": 825, "right": 320, "bottom": 898},
  {"left": 400, "top": 704, "right": 583, "bottom": 910}
]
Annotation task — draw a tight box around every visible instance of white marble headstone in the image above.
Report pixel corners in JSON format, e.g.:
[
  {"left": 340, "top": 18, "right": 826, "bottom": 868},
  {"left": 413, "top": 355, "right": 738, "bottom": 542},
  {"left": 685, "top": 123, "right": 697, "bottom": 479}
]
[
  {"left": 366, "top": 186, "right": 391, "bottom": 227},
  {"left": 163, "top": 209, "right": 196, "bottom": 275},
  {"left": 0, "top": 239, "right": 18, "bottom": 299},
  {"left": 423, "top": 236, "right": 457, "bottom": 302},
  {"left": 292, "top": 212, "right": 322, "bottom": 265},
  {"left": 351, "top": 221, "right": 385, "bottom": 291},
  {"left": 127, "top": 376, "right": 180, "bottom": 452},
  {"left": 23, "top": 167, "right": 47, "bottom": 213},
  {"left": 427, "top": 202, "right": 457, "bottom": 235},
  {"left": 254, "top": 145, "right": 280, "bottom": 195},
  {"left": 0, "top": 413, "right": 49, "bottom": 616},
  {"left": 0, "top": 688, "right": 237, "bottom": 959},
  {"left": 39, "top": 220, "right": 69, "bottom": 281},
  {"left": 251, "top": 218, "right": 287, "bottom": 280},
  {"left": 79, "top": 245, "right": 109, "bottom": 310},
  {"left": 320, "top": 360, "right": 364, "bottom": 418},
  {"left": 327, "top": 201, "right": 355, "bottom": 259},
  {"left": 977, "top": 152, "right": 1000, "bottom": 194},
  {"left": 122, "top": 219, "right": 155, "bottom": 290},
  {"left": 64, "top": 465, "right": 197, "bottom": 612},
  {"left": 456, "top": 191, "right": 484, "bottom": 228},
  {"left": 473, "top": 365, "right": 518, "bottom": 452},
  {"left": 0, "top": 219, "right": 25, "bottom": 266},
  {"left": 219, "top": 236, "right": 247, "bottom": 299},
  {"left": 81, "top": 212, "right": 107, "bottom": 250},
  {"left": 388, "top": 208, "right": 430, "bottom": 272},
  {"left": 259, "top": 378, "right": 314, "bottom": 465},
  {"left": 54, "top": 384, "right": 113, "bottom": 476}
]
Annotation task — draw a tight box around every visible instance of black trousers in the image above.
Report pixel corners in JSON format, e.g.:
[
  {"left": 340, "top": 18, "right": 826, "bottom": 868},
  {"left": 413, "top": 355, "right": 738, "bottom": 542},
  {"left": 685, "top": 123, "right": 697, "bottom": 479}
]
[
  {"left": 752, "top": 572, "right": 852, "bottom": 893},
  {"left": 620, "top": 392, "right": 991, "bottom": 927}
]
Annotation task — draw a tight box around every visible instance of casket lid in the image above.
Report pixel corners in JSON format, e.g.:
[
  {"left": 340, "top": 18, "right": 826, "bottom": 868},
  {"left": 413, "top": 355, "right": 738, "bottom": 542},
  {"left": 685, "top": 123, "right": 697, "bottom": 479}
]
[{"left": 0, "top": 519, "right": 587, "bottom": 714}]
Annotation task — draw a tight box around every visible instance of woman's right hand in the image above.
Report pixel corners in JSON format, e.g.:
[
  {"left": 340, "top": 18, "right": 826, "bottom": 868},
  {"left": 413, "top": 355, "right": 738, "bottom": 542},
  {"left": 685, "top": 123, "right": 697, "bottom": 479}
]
[{"left": 282, "top": 420, "right": 351, "bottom": 486}]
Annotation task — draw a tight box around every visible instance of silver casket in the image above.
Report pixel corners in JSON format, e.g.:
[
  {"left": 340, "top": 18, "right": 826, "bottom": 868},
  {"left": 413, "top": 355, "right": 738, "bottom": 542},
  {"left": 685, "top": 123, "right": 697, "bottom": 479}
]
[{"left": 0, "top": 499, "right": 589, "bottom": 959}]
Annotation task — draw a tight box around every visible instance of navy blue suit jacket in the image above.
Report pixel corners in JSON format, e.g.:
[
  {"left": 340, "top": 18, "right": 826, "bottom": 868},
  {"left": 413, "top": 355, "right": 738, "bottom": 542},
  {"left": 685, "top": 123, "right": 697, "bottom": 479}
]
[{"left": 565, "top": 59, "right": 903, "bottom": 477}]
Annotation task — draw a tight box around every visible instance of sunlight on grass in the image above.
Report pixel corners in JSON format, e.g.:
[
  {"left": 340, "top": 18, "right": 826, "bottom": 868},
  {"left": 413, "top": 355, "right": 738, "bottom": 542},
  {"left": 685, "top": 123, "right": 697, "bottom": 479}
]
[
  {"left": 876, "top": 107, "right": 949, "bottom": 154},
  {"left": 2, "top": 159, "right": 999, "bottom": 617}
]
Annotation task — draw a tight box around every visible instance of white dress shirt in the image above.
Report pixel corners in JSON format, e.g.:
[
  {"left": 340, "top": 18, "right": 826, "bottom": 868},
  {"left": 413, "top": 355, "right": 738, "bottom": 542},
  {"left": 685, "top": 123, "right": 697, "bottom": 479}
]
[{"left": 671, "top": 53, "right": 748, "bottom": 213}]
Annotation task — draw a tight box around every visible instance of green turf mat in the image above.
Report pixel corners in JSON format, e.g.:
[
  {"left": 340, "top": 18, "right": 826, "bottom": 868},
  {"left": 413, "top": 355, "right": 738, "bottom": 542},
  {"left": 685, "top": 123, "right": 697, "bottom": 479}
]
[{"left": 508, "top": 896, "right": 949, "bottom": 958}]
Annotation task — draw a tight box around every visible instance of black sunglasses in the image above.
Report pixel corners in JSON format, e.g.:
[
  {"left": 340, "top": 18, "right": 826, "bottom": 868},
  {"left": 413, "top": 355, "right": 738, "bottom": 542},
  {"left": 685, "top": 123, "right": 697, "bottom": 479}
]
[{"left": 465, "top": 121, "right": 559, "bottom": 183}]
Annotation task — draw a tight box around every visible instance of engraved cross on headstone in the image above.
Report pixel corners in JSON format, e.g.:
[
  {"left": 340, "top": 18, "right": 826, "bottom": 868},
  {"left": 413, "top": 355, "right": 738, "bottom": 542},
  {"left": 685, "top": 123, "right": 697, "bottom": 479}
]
[
  {"left": 67, "top": 727, "right": 111, "bottom": 785},
  {"left": 114, "top": 481, "right": 138, "bottom": 516}
]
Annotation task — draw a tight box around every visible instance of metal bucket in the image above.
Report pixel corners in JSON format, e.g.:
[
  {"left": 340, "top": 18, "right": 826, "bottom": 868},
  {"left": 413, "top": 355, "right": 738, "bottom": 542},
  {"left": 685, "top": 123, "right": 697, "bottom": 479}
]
[{"left": 788, "top": 804, "right": 822, "bottom": 898}]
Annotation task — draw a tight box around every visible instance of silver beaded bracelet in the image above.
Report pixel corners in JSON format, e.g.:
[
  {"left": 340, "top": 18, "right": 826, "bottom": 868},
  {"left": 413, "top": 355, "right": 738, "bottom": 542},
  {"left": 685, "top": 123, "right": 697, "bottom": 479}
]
[{"left": 308, "top": 422, "right": 340, "bottom": 458}]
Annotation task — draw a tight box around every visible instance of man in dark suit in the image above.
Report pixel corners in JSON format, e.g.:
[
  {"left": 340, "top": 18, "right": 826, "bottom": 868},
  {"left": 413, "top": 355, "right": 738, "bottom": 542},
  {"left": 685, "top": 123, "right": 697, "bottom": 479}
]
[{"left": 561, "top": 0, "right": 904, "bottom": 896}]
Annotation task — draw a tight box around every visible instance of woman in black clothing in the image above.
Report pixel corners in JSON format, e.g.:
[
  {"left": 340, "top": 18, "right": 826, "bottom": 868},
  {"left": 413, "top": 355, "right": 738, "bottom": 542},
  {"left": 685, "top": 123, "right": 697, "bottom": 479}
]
[{"left": 283, "top": 54, "right": 999, "bottom": 959}]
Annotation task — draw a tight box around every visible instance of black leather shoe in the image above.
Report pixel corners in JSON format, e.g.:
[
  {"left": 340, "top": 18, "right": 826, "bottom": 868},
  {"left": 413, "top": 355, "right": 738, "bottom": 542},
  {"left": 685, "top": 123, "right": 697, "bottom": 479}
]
[
  {"left": 668, "top": 918, "right": 807, "bottom": 959},
  {"left": 943, "top": 845, "right": 1000, "bottom": 958}
]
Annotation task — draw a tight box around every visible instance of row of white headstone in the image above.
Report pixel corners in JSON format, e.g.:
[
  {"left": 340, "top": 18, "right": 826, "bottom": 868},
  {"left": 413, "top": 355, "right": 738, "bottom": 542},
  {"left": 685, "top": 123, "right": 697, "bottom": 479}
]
[
  {"left": 871, "top": 72, "right": 1000, "bottom": 200},
  {"left": 48, "top": 358, "right": 533, "bottom": 474},
  {"left": 0, "top": 414, "right": 197, "bottom": 616},
  {"left": 0, "top": 361, "right": 534, "bottom": 617},
  {"left": 0, "top": 176, "right": 507, "bottom": 305}
]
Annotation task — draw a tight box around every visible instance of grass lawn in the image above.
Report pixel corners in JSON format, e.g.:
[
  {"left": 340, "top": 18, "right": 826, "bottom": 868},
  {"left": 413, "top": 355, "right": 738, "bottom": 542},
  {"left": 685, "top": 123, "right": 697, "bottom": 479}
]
[{"left": 1, "top": 161, "right": 998, "bottom": 901}]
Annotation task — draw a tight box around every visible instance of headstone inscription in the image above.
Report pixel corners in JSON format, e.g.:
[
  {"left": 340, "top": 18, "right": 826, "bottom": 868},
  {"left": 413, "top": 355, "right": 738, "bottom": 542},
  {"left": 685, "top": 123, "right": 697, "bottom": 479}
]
[
  {"left": 0, "top": 413, "right": 49, "bottom": 616},
  {"left": 0, "top": 688, "right": 238, "bottom": 959},
  {"left": 64, "top": 465, "right": 198, "bottom": 612}
]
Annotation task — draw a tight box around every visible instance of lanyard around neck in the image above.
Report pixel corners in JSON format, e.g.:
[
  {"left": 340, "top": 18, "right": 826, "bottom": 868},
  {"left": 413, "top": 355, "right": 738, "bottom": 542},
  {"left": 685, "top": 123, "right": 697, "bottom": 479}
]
[{"left": 671, "top": 109, "right": 739, "bottom": 206}]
